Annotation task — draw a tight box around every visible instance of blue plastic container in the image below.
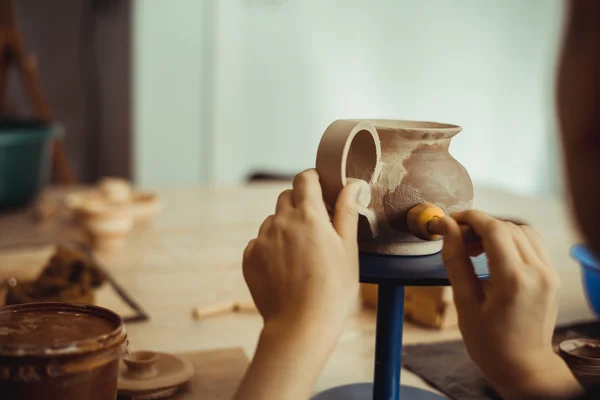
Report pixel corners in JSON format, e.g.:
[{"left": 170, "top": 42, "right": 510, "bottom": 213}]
[
  {"left": 571, "top": 244, "right": 600, "bottom": 318},
  {"left": 0, "top": 120, "right": 62, "bottom": 209}
]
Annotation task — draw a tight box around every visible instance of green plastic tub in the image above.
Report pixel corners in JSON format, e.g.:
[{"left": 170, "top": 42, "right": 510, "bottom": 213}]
[{"left": 0, "top": 120, "right": 62, "bottom": 209}]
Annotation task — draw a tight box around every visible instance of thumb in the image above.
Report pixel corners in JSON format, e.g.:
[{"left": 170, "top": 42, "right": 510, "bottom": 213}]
[
  {"left": 441, "top": 217, "right": 482, "bottom": 311},
  {"left": 332, "top": 182, "right": 361, "bottom": 247}
]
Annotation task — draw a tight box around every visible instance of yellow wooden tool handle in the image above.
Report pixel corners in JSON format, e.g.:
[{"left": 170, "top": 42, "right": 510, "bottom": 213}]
[{"left": 407, "top": 202, "right": 481, "bottom": 244}]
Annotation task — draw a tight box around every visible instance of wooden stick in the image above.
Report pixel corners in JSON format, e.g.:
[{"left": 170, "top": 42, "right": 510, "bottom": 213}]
[
  {"left": 407, "top": 202, "right": 528, "bottom": 245},
  {"left": 192, "top": 301, "right": 257, "bottom": 320},
  {"left": 428, "top": 217, "right": 481, "bottom": 244}
]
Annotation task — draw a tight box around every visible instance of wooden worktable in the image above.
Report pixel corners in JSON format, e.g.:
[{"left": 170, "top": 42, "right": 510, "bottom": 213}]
[{"left": 0, "top": 183, "right": 594, "bottom": 397}]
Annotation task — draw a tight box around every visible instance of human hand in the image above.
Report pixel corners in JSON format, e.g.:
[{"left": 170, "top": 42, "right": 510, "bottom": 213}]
[
  {"left": 243, "top": 169, "right": 362, "bottom": 337},
  {"left": 235, "top": 169, "right": 362, "bottom": 400},
  {"left": 441, "top": 210, "right": 582, "bottom": 400}
]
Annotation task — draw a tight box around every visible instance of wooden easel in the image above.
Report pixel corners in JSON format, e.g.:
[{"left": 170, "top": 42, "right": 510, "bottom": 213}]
[{"left": 0, "top": 0, "right": 74, "bottom": 184}]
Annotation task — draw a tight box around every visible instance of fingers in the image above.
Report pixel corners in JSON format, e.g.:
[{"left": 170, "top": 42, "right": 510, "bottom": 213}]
[
  {"left": 258, "top": 215, "right": 274, "bottom": 237},
  {"left": 507, "top": 223, "right": 544, "bottom": 266},
  {"left": 275, "top": 189, "right": 294, "bottom": 215},
  {"left": 451, "top": 210, "right": 521, "bottom": 278},
  {"left": 243, "top": 239, "right": 256, "bottom": 260},
  {"left": 332, "top": 183, "right": 361, "bottom": 250},
  {"left": 292, "top": 169, "right": 327, "bottom": 213},
  {"left": 520, "top": 225, "right": 553, "bottom": 267},
  {"left": 441, "top": 216, "right": 482, "bottom": 308}
]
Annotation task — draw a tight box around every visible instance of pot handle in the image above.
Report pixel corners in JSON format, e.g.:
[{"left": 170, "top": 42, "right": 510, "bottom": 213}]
[{"left": 315, "top": 120, "right": 381, "bottom": 235}]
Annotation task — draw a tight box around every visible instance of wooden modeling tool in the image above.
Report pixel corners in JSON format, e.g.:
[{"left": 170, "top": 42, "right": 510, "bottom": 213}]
[
  {"left": 407, "top": 201, "right": 528, "bottom": 245},
  {"left": 407, "top": 202, "right": 480, "bottom": 244},
  {"left": 191, "top": 300, "right": 256, "bottom": 320}
]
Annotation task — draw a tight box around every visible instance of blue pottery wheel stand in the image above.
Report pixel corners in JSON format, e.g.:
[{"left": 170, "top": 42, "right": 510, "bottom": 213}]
[{"left": 313, "top": 251, "right": 489, "bottom": 400}]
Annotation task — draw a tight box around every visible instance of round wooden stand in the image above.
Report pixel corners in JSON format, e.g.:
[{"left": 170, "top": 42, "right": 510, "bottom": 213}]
[{"left": 312, "top": 251, "right": 489, "bottom": 400}]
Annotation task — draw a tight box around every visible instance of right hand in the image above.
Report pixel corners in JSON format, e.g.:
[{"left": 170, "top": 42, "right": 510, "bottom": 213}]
[{"left": 441, "top": 210, "right": 582, "bottom": 399}]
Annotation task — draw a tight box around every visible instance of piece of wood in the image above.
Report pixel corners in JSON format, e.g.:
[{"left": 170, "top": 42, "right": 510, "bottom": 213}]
[
  {"left": 360, "top": 283, "right": 378, "bottom": 309},
  {"left": 405, "top": 287, "right": 458, "bottom": 329},
  {"left": 192, "top": 301, "right": 257, "bottom": 320},
  {"left": 172, "top": 347, "right": 249, "bottom": 400},
  {"left": 360, "top": 283, "right": 458, "bottom": 329}
]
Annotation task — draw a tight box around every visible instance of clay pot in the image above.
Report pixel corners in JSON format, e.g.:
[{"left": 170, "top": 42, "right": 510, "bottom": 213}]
[
  {"left": 316, "top": 119, "right": 473, "bottom": 255},
  {"left": 0, "top": 302, "right": 128, "bottom": 400},
  {"left": 559, "top": 339, "right": 600, "bottom": 389}
]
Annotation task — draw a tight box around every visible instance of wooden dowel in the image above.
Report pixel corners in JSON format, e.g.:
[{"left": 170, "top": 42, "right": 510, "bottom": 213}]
[
  {"left": 428, "top": 217, "right": 481, "bottom": 245},
  {"left": 192, "top": 301, "right": 257, "bottom": 320}
]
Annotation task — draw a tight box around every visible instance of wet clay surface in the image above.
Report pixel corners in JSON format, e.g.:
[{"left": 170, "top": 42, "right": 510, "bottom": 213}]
[
  {"left": 316, "top": 119, "right": 473, "bottom": 255},
  {"left": 0, "top": 310, "right": 116, "bottom": 347},
  {"left": 384, "top": 142, "right": 473, "bottom": 232}
]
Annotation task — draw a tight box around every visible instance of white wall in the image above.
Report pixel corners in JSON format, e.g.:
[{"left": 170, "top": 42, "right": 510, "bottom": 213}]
[
  {"left": 133, "top": 0, "right": 209, "bottom": 187},
  {"left": 134, "top": 0, "right": 565, "bottom": 195},
  {"left": 211, "top": 0, "right": 565, "bottom": 195}
]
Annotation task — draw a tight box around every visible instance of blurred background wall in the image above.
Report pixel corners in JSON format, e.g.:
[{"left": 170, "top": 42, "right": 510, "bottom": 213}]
[
  {"left": 8, "top": 0, "right": 131, "bottom": 182},
  {"left": 10, "top": 0, "right": 567, "bottom": 196},
  {"left": 135, "top": 0, "right": 565, "bottom": 196}
]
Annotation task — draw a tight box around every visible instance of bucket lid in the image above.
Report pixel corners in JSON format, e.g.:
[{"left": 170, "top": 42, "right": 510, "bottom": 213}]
[{"left": 0, "top": 302, "right": 126, "bottom": 357}]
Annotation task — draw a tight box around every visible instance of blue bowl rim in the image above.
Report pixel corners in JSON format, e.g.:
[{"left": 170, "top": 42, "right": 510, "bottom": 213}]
[{"left": 571, "top": 244, "right": 600, "bottom": 272}]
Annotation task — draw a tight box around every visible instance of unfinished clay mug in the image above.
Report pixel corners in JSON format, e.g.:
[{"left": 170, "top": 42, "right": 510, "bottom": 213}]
[{"left": 315, "top": 119, "right": 473, "bottom": 256}]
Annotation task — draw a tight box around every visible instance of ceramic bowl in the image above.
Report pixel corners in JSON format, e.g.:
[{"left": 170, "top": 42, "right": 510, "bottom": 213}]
[
  {"left": 98, "top": 177, "right": 133, "bottom": 204},
  {"left": 0, "top": 121, "right": 62, "bottom": 209},
  {"left": 81, "top": 201, "right": 133, "bottom": 251},
  {"left": 131, "top": 192, "right": 161, "bottom": 227},
  {"left": 571, "top": 245, "right": 600, "bottom": 318},
  {"left": 64, "top": 190, "right": 104, "bottom": 223},
  {"left": 559, "top": 338, "right": 600, "bottom": 389}
]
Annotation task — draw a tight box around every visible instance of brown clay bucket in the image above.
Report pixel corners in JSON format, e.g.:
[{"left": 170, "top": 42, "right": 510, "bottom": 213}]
[{"left": 0, "top": 302, "right": 128, "bottom": 400}]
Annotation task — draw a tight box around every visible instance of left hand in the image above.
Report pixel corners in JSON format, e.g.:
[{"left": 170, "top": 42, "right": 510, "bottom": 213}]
[{"left": 243, "top": 169, "right": 362, "bottom": 335}]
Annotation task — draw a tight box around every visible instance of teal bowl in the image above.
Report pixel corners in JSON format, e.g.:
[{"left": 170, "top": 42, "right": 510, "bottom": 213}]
[{"left": 0, "top": 120, "right": 62, "bottom": 209}]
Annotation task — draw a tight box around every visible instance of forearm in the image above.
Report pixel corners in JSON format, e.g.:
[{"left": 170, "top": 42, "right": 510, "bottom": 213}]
[
  {"left": 489, "top": 354, "right": 583, "bottom": 400},
  {"left": 233, "top": 320, "right": 341, "bottom": 400}
]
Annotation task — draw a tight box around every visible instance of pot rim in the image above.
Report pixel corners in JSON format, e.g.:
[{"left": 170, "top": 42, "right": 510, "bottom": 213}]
[
  {"left": 348, "top": 119, "right": 462, "bottom": 138},
  {"left": 0, "top": 302, "right": 127, "bottom": 358}
]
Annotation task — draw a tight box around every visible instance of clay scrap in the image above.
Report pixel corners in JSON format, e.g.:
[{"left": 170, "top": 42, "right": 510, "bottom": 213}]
[{"left": 4, "top": 242, "right": 105, "bottom": 306}]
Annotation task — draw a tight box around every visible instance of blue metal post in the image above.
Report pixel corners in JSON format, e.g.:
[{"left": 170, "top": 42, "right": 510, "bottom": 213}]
[{"left": 373, "top": 284, "right": 405, "bottom": 400}]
